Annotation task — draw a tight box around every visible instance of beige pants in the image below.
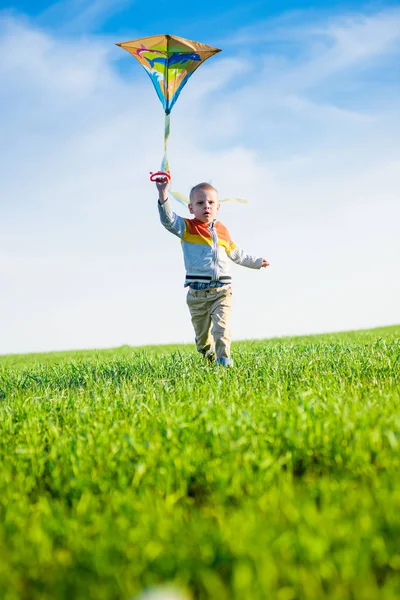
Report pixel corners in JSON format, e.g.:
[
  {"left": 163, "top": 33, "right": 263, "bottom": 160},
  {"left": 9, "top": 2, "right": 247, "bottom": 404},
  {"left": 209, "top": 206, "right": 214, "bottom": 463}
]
[{"left": 186, "top": 285, "right": 233, "bottom": 360}]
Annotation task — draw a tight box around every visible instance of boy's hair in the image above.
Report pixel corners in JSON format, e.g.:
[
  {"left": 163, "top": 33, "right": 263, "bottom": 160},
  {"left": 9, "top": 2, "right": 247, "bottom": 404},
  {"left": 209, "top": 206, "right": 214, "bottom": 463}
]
[{"left": 189, "top": 182, "right": 218, "bottom": 203}]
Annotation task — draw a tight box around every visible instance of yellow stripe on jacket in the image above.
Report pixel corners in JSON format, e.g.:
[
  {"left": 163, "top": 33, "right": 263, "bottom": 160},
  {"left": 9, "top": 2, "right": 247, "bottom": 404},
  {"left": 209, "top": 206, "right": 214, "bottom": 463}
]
[{"left": 182, "top": 219, "right": 237, "bottom": 253}]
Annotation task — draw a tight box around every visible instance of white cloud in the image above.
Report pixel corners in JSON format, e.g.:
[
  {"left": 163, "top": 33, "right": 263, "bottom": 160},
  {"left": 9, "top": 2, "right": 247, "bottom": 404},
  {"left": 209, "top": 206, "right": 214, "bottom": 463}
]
[
  {"left": 0, "top": 8, "right": 399, "bottom": 354},
  {"left": 220, "top": 7, "right": 400, "bottom": 108}
]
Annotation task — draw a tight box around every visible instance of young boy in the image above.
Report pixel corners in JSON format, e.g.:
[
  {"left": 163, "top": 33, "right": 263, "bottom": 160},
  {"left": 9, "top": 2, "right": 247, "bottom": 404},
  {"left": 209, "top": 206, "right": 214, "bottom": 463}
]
[{"left": 156, "top": 179, "right": 269, "bottom": 366}]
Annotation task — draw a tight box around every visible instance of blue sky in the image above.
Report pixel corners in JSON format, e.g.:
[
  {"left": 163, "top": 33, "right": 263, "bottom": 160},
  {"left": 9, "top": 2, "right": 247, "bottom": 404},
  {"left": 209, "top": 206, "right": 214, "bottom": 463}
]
[
  {"left": 0, "top": 0, "right": 399, "bottom": 354},
  {"left": 5, "top": 0, "right": 380, "bottom": 36}
]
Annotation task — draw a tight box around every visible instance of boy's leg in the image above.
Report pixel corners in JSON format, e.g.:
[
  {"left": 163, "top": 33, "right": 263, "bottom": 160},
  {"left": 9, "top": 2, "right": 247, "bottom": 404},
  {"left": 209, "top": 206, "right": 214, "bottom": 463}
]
[
  {"left": 186, "top": 290, "right": 214, "bottom": 358},
  {"left": 210, "top": 286, "right": 233, "bottom": 366}
]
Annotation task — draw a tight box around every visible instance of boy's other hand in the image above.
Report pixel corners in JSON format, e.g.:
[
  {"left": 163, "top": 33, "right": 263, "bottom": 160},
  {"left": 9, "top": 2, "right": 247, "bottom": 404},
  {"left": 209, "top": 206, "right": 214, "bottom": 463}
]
[
  {"left": 156, "top": 178, "right": 170, "bottom": 203},
  {"left": 261, "top": 258, "right": 270, "bottom": 268}
]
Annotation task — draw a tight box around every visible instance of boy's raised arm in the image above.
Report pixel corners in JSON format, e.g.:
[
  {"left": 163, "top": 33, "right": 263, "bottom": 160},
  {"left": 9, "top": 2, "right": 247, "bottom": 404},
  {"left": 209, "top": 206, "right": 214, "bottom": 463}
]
[{"left": 155, "top": 179, "right": 186, "bottom": 239}]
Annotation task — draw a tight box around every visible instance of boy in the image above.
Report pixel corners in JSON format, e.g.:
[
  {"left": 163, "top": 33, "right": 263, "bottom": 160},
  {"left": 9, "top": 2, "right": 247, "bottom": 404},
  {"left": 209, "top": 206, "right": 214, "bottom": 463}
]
[{"left": 156, "top": 179, "right": 269, "bottom": 366}]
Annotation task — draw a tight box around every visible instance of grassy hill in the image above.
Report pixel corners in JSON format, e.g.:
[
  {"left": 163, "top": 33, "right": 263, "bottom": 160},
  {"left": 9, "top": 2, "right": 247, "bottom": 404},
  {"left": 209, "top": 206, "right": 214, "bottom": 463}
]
[{"left": 0, "top": 325, "right": 399, "bottom": 599}]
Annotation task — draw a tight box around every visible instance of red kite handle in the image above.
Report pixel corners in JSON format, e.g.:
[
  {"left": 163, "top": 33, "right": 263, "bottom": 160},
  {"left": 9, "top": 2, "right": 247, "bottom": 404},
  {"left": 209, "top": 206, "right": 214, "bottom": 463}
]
[{"left": 150, "top": 171, "right": 171, "bottom": 183}]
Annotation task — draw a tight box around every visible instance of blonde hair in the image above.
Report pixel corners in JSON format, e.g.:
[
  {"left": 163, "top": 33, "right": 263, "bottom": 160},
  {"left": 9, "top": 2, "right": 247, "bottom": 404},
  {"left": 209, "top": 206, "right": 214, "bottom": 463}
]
[{"left": 189, "top": 182, "right": 218, "bottom": 203}]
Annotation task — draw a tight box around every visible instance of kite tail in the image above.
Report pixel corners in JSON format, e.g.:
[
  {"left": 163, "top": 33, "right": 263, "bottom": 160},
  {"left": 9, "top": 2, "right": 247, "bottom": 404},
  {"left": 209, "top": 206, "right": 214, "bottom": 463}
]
[
  {"left": 167, "top": 191, "right": 248, "bottom": 206},
  {"left": 219, "top": 197, "right": 248, "bottom": 204},
  {"left": 161, "top": 113, "right": 170, "bottom": 173},
  {"left": 169, "top": 190, "right": 189, "bottom": 207},
  {"left": 160, "top": 113, "right": 248, "bottom": 207}
]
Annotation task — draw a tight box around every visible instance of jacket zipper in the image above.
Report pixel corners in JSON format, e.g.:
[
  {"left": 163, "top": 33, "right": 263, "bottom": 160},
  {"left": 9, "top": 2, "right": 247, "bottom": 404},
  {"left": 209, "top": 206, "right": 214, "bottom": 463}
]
[{"left": 209, "top": 221, "right": 219, "bottom": 280}]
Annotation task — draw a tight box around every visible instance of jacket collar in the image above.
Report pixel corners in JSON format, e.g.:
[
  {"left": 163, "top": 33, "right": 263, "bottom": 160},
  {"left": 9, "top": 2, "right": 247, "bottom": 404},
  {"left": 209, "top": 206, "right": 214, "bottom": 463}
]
[{"left": 191, "top": 218, "right": 218, "bottom": 227}]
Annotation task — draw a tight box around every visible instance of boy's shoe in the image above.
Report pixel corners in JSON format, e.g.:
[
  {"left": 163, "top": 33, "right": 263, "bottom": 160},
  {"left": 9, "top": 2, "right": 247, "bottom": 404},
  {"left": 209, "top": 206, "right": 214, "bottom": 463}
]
[
  {"left": 215, "top": 357, "right": 234, "bottom": 367},
  {"left": 203, "top": 347, "right": 216, "bottom": 363}
]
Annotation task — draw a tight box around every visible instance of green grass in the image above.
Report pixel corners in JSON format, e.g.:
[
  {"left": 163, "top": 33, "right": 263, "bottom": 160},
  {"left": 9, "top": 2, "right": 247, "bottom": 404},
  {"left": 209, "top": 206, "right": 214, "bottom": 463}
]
[{"left": 0, "top": 325, "right": 399, "bottom": 600}]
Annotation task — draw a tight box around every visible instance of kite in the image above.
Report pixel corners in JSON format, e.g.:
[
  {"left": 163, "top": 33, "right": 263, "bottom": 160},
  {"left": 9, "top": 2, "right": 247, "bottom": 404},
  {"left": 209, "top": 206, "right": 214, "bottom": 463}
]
[{"left": 116, "top": 34, "right": 247, "bottom": 205}]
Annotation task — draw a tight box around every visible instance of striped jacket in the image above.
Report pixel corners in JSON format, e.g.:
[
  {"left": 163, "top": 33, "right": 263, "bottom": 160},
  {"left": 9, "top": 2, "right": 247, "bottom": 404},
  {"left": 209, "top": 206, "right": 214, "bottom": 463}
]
[{"left": 158, "top": 199, "right": 263, "bottom": 286}]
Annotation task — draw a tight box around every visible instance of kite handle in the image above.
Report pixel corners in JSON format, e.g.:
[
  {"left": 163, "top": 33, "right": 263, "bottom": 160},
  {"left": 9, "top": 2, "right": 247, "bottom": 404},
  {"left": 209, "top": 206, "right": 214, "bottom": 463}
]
[{"left": 150, "top": 170, "right": 171, "bottom": 183}]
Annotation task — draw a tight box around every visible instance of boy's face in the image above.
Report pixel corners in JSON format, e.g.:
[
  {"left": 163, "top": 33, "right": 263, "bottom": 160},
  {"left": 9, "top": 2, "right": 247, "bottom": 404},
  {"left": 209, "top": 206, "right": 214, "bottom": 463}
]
[{"left": 189, "top": 189, "right": 220, "bottom": 224}]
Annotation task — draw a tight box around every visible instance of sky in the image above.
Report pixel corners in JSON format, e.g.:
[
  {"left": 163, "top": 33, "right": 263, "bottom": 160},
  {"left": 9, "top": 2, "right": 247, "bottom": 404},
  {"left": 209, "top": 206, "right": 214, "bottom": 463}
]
[{"left": 0, "top": 0, "right": 399, "bottom": 355}]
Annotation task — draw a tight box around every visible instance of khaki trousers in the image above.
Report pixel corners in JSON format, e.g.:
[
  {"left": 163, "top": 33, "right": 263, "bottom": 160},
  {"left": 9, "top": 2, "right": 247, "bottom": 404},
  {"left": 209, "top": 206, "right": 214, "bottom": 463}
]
[{"left": 186, "top": 285, "right": 233, "bottom": 360}]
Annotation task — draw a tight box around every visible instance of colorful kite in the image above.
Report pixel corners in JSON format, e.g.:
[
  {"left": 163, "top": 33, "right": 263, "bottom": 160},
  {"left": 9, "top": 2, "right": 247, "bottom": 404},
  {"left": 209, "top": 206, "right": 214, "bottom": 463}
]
[
  {"left": 116, "top": 34, "right": 220, "bottom": 181},
  {"left": 117, "top": 33, "right": 247, "bottom": 205}
]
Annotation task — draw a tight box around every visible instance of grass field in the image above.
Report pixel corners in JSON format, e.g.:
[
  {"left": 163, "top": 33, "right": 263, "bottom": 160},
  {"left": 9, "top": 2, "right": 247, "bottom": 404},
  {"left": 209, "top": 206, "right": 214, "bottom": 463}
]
[{"left": 0, "top": 325, "right": 399, "bottom": 600}]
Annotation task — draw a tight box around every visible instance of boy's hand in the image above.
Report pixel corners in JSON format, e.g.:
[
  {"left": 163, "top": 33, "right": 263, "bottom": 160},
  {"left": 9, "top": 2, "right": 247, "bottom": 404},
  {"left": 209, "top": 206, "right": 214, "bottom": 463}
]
[
  {"left": 155, "top": 177, "right": 170, "bottom": 203},
  {"left": 261, "top": 258, "right": 270, "bottom": 268}
]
